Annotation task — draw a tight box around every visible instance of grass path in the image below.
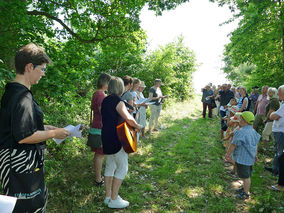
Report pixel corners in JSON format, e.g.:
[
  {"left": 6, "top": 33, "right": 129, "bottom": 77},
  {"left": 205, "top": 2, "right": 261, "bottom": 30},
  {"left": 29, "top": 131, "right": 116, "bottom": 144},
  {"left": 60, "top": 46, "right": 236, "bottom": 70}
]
[{"left": 45, "top": 96, "right": 284, "bottom": 212}]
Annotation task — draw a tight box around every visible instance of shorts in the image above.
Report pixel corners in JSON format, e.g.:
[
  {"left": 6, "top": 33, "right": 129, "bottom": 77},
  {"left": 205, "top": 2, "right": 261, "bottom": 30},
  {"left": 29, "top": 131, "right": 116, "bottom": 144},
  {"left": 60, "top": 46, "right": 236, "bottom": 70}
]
[
  {"left": 91, "top": 147, "right": 104, "bottom": 155},
  {"left": 262, "top": 122, "right": 273, "bottom": 141},
  {"left": 236, "top": 163, "right": 252, "bottom": 179},
  {"left": 104, "top": 148, "right": 128, "bottom": 180}
]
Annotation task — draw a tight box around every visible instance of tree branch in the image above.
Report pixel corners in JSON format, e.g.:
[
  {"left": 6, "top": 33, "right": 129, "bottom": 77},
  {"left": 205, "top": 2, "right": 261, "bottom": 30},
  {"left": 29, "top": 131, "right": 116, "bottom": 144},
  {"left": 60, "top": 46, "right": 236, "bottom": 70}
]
[{"left": 27, "top": 10, "right": 108, "bottom": 43}]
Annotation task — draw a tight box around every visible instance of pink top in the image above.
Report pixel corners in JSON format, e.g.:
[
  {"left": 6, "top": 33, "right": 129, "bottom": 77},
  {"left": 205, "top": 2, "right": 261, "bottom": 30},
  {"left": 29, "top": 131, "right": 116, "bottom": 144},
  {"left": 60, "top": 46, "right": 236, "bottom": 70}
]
[
  {"left": 91, "top": 91, "right": 106, "bottom": 129},
  {"left": 256, "top": 94, "right": 269, "bottom": 115}
]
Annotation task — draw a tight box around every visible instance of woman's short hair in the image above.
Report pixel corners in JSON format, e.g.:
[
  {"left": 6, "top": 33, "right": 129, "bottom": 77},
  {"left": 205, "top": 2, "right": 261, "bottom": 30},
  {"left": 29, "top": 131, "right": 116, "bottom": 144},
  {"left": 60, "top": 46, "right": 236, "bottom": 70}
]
[
  {"left": 97, "top": 73, "right": 111, "bottom": 89},
  {"left": 268, "top": 87, "right": 278, "bottom": 99},
  {"left": 15, "top": 43, "right": 51, "bottom": 74},
  {"left": 108, "top": 77, "right": 124, "bottom": 96},
  {"left": 133, "top": 78, "right": 141, "bottom": 86},
  {"left": 123, "top": 75, "right": 133, "bottom": 86}
]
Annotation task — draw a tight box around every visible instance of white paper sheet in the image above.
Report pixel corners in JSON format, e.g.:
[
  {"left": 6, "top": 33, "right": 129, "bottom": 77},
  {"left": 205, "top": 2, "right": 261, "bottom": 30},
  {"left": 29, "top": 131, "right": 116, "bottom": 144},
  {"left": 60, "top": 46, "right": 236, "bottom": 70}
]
[
  {"left": 135, "top": 97, "right": 152, "bottom": 105},
  {"left": 53, "top": 124, "right": 82, "bottom": 144},
  {"left": 0, "top": 195, "right": 17, "bottom": 213}
]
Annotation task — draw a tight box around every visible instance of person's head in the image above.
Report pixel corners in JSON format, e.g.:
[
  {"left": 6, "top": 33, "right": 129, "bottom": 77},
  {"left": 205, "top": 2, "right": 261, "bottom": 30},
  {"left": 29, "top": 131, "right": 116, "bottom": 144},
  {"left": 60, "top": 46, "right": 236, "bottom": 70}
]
[
  {"left": 267, "top": 87, "right": 278, "bottom": 100},
  {"left": 230, "top": 97, "right": 238, "bottom": 106},
  {"left": 154, "top": 79, "right": 162, "bottom": 87},
  {"left": 15, "top": 43, "right": 51, "bottom": 85},
  {"left": 138, "top": 81, "right": 146, "bottom": 92},
  {"left": 108, "top": 77, "right": 124, "bottom": 96},
  {"left": 262, "top": 86, "right": 268, "bottom": 95},
  {"left": 237, "top": 111, "right": 255, "bottom": 127},
  {"left": 278, "top": 85, "right": 284, "bottom": 101},
  {"left": 97, "top": 73, "right": 111, "bottom": 90},
  {"left": 123, "top": 75, "right": 133, "bottom": 91},
  {"left": 205, "top": 84, "right": 211, "bottom": 91},
  {"left": 132, "top": 78, "right": 141, "bottom": 91},
  {"left": 227, "top": 84, "right": 232, "bottom": 90},
  {"left": 239, "top": 86, "right": 247, "bottom": 97},
  {"left": 222, "top": 84, "right": 228, "bottom": 91},
  {"left": 231, "top": 87, "right": 236, "bottom": 93}
]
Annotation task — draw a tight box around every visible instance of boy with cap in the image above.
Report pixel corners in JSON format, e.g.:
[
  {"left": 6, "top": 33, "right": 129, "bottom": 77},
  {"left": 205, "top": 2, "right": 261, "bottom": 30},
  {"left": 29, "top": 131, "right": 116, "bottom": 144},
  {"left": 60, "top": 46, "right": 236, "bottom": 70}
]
[{"left": 225, "top": 111, "right": 261, "bottom": 199}]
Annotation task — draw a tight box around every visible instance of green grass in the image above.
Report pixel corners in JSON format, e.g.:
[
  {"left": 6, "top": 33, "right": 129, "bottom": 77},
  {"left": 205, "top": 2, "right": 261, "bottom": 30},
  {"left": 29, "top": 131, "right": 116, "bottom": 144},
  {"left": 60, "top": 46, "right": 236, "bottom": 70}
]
[
  {"left": 2, "top": 96, "right": 284, "bottom": 212},
  {"left": 45, "top": 96, "right": 284, "bottom": 212}
]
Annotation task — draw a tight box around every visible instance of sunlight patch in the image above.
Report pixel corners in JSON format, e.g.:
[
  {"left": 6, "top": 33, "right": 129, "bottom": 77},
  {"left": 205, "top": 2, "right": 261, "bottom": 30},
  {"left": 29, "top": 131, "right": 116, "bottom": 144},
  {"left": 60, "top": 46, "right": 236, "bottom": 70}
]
[{"left": 185, "top": 187, "right": 204, "bottom": 198}]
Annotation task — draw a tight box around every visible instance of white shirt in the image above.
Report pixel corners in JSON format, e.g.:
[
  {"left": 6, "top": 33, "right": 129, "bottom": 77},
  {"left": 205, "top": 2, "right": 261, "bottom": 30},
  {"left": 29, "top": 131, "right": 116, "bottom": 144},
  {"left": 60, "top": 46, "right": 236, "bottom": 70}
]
[{"left": 272, "top": 103, "right": 284, "bottom": 133}]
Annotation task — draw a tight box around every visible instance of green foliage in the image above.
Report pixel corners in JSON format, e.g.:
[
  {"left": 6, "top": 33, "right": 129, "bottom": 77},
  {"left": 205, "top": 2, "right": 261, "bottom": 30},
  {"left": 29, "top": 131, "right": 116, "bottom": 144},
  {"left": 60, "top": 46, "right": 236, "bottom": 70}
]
[
  {"left": 212, "top": 0, "right": 284, "bottom": 87},
  {"left": 138, "top": 36, "right": 197, "bottom": 102}
]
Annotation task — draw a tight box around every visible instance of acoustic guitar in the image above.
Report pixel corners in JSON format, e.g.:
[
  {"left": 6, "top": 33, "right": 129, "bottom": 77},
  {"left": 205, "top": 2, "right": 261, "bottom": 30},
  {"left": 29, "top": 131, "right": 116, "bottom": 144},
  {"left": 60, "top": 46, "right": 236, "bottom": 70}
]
[{"left": 116, "top": 122, "right": 137, "bottom": 153}]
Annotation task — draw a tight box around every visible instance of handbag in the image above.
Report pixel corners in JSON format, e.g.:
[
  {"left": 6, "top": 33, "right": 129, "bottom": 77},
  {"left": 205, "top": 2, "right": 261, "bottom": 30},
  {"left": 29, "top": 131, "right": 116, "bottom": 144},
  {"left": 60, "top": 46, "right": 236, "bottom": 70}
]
[
  {"left": 87, "top": 108, "right": 102, "bottom": 148},
  {"left": 8, "top": 146, "right": 47, "bottom": 213},
  {"left": 211, "top": 98, "right": 217, "bottom": 109}
]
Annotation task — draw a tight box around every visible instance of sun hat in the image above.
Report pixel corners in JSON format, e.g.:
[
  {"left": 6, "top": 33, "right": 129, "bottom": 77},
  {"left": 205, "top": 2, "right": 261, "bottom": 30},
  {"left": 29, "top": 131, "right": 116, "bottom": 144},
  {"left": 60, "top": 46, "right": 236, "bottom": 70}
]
[
  {"left": 230, "top": 115, "right": 240, "bottom": 122},
  {"left": 140, "top": 81, "right": 146, "bottom": 88},
  {"left": 236, "top": 111, "right": 255, "bottom": 125}
]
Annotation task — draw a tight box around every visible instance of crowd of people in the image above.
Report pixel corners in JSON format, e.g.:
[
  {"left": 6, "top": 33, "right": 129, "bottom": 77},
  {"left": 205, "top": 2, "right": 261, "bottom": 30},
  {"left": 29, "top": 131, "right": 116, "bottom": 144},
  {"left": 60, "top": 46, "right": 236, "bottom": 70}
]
[
  {"left": 202, "top": 83, "right": 284, "bottom": 199},
  {"left": 89, "top": 75, "right": 167, "bottom": 209},
  {"left": 0, "top": 43, "right": 283, "bottom": 212},
  {"left": 0, "top": 43, "right": 168, "bottom": 211}
]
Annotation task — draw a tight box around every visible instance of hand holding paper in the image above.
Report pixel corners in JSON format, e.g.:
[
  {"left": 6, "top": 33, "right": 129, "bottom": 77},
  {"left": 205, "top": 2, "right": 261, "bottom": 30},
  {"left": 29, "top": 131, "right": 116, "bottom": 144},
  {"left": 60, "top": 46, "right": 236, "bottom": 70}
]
[{"left": 53, "top": 124, "right": 82, "bottom": 144}]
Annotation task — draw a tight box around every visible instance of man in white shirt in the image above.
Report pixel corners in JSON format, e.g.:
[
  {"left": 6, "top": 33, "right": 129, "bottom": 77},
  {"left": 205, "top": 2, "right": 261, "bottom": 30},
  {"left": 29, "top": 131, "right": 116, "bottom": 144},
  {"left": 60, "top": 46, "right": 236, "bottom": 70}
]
[{"left": 265, "top": 85, "right": 284, "bottom": 176}]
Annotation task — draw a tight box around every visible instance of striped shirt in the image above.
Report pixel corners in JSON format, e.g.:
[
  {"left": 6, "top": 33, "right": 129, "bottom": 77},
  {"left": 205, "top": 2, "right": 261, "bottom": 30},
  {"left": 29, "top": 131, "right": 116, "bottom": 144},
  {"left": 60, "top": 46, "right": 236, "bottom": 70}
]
[{"left": 231, "top": 125, "right": 260, "bottom": 166}]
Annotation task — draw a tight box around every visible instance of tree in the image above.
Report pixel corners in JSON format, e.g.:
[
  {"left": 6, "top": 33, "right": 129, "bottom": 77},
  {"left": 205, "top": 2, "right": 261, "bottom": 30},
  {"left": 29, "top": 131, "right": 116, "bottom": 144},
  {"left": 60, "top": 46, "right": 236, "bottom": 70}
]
[{"left": 211, "top": 0, "right": 284, "bottom": 87}]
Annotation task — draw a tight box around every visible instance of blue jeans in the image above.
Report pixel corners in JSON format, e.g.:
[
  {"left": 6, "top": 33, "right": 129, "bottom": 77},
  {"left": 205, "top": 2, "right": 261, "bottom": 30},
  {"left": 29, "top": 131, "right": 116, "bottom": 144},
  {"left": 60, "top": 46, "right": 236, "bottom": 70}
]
[{"left": 272, "top": 132, "right": 284, "bottom": 172}]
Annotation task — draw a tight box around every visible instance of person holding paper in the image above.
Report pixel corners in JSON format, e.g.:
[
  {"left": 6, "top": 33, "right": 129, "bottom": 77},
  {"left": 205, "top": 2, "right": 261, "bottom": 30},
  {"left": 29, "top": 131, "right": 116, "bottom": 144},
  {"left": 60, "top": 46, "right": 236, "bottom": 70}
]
[
  {"left": 0, "top": 43, "right": 70, "bottom": 213},
  {"left": 101, "top": 77, "right": 142, "bottom": 209},
  {"left": 148, "top": 79, "right": 167, "bottom": 134},
  {"left": 136, "top": 81, "right": 148, "bottom": 137},
  {"left": 88, "top": 73, "right": 111, "bottom": 186}
]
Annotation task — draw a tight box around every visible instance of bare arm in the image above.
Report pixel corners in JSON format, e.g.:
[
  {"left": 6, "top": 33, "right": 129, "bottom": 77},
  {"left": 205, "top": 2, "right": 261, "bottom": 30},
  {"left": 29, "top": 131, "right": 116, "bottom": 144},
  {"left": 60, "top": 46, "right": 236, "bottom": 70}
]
[
  {"left": 239, "top": 98, "right": 248, "bottom": 112},
  {"left": 19, "top": 128, "right": 70, "bottom": 144},
  {"left": 270, "top": 112, "right": 281, "bottom": 121},
  {"left": 254, "top": 102, "right": 258, "bottom": 114},
  {"left": 116, "top": 101, "right": 142, "bottom": 130},
  {"left": 225, "top": 143, "right": 236, "bottom": 161}
]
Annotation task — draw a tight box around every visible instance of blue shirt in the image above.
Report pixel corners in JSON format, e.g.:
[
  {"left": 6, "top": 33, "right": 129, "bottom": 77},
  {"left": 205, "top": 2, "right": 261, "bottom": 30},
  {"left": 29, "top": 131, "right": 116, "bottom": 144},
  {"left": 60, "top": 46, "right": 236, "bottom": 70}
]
[{"left": 231, "top": 125, "right": 260, "bottom": 166}]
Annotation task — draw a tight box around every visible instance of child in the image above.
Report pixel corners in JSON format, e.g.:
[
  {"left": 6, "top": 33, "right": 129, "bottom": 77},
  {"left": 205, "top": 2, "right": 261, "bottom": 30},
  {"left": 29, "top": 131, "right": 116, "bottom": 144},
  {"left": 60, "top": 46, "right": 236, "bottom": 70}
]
[{"left": 225, "top": 111, "right": 260, "bottom": 199}]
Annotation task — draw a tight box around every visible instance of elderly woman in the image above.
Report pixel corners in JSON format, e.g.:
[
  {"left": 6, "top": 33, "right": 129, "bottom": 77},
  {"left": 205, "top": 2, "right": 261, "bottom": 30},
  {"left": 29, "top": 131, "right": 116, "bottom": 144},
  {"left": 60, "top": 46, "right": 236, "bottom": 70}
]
[
  {"left": 148, "top": 79, "right": 167, "bottom": 133},
  {"left": 88, "top": 73, "right": 111, "bottom": 186},
  {"left": 0, "top": 43, "right": 70, "bottom": 212},
  {"left": 262, "top": 87, "right": 280, "bottom": 148},
  {"left": 130, "top": 78, "right": 141, "bottom": 119},
  {"left": 101, "top": 77, "right": 142, "bottom": 209}
]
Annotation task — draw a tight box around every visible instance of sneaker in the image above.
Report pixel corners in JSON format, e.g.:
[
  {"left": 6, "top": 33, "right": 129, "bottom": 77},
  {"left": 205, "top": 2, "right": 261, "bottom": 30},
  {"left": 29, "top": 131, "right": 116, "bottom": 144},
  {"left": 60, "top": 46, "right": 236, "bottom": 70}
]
[
  {"left": 108, "top": 195, "right": 129, "bottom": 209},
  {"left": 104, "top": 197, "right": 111, "bottom": 205},
  {"left": 236, "top": 191, "right": 250, "bottom": 200}
]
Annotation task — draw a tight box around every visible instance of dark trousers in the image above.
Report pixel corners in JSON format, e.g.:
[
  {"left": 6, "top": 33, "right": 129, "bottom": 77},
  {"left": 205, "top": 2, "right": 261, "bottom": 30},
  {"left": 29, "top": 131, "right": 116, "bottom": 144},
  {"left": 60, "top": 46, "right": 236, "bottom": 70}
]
[
  {"left": 278, "top": 153, "right": 284, "bottom": 186},
  {"left": 272, "top": 132, "right": 284, "bottom": 172},
  {"left": 202, "top": 102, "right": 212, "bottom": 118}
]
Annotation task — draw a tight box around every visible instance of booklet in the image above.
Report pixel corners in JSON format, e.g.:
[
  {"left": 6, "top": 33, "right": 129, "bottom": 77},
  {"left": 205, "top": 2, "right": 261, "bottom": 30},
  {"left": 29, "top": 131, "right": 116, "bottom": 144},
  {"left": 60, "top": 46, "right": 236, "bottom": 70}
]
[
  {"left": 53, "top": 124, "right": 82, "bottom": 144},
  {"left": 0, "top": 195, "right": 17, "bottom": 213}
]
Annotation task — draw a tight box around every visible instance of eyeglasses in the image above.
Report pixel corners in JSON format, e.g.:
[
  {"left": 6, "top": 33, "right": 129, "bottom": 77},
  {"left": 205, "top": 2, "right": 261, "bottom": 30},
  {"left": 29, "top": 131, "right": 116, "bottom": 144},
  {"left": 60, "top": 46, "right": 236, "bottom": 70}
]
[{"left": 34, "top": 65, "right": 47, "bottom": 73}]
